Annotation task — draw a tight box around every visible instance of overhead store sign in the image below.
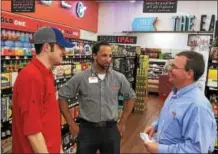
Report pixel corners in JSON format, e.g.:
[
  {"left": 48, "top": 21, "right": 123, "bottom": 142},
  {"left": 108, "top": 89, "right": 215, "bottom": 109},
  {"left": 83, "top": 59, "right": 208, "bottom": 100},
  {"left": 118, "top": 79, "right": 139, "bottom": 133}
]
[
  {"left": 143, "top": 0, "right": 177, "bottom": 13},
  {"left": 172, "top": 14, "right": 216, "bottom": 32},
  {"left": 40, "top": 1, "right": 87, "bottom": 17},
  {"left": 97, "top": 36, "right": 137, "bottom": 44},
  {"left": 76, "top": 2, "right": 87, "bottom": 18},
  {"left": 132, "top": 17, "right": 157, "bottom": 31},
  {"left": 1, "top": 11, "right": 80, "bottom": 39},
  {"left": 11, "top": 0, "right": 35, "bottom": 13}
]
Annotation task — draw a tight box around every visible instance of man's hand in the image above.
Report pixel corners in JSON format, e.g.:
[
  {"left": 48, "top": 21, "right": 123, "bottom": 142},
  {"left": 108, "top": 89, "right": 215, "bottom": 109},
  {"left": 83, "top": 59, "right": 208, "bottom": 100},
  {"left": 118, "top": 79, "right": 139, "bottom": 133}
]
[
  {"left": 117, "top": 122, "right": 126, "bottom": 138},
  {"left": 70, "top": 124, "right": 79, "bottom": 137},
  {"left": 144, "top": 125, "right": 155, "bottom": 139},
  {"left": 144, "top": 142, "right": 159, "bottom": 153}
]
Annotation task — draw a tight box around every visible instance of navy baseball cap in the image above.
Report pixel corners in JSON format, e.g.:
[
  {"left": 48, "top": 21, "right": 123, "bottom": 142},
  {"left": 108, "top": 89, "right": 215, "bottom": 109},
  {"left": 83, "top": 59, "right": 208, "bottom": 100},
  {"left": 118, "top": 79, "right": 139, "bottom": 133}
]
[{"left": 33, "top": 26, "right": 73, "bottom": 48}]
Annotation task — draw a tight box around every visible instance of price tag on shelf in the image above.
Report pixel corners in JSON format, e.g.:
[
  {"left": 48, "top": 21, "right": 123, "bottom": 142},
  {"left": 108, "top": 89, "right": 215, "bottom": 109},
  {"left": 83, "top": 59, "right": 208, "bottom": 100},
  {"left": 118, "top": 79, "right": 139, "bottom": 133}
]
[
  {"left": 15, "top": 56, "right": 19, "bottom": 59},
  {"left": 5, "top": 56, "right": 10, "bottom": 59},
  {"left": 65, "top": 56, "right": 69, "bottom": 58},
  {"left": 24, "top": 56, "right": 28, "bottom": 59}
]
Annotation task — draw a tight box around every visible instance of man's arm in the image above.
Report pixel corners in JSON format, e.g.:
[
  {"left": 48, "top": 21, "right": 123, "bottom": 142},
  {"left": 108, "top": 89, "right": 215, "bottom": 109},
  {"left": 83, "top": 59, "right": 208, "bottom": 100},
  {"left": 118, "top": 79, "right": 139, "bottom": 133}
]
[
  {"left": 58, "top": 75, "right": 81, "bottom": 136},
  {"left": 119, "top": 99, "right": 135, "bottom": 125},
  {"left": 158, "top": 104, "right": 217, "bottom": 153},
  {"left": 27, "top": 132, "right": 49, "bottom": 153},
  {"left": 118, "top": 74, "right": 136, "bottom": 125},
  {"left": 19, "top": 78, "right": 49, "bottom": 153}
]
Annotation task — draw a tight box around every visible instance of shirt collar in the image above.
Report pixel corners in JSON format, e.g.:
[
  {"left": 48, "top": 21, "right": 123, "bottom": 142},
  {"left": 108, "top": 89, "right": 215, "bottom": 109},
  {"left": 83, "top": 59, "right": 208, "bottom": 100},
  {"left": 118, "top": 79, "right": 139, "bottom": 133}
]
[
  {"left": 172, "top": 83, "right": 197, "bottom": 98},
  {"left": 90, "top": 63, "right": 112, "bottom": 76},
  {"left": 31, "top": 58, "right": 52, "bottom": 76}
]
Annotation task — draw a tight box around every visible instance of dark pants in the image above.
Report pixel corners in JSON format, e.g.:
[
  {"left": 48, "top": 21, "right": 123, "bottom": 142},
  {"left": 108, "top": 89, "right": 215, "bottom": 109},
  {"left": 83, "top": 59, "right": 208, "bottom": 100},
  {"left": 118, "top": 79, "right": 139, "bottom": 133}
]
[{"left": 76, "top": 119, "right": 121, "bottom": 154}]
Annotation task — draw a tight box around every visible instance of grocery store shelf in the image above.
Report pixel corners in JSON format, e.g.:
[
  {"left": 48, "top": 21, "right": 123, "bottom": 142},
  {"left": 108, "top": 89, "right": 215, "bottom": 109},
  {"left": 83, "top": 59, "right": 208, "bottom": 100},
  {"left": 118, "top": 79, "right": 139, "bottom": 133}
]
[
  {"left": 149, "top": 58, "right": 168, "bottom": 62},
  {"left": 64, "top": 55, "right": 92, "bottom": 58},
  {"left": 55, "top": 76, "right": 72, "bottom": 83},
  {"left": 1, "top": 55, "right": 32, "bottom": 60},
  {"left": 1, "top": 86, "right": 12, "bottom": 90},
  {"left": 112, "top": 56, "right": 136, "bottom": 58}
]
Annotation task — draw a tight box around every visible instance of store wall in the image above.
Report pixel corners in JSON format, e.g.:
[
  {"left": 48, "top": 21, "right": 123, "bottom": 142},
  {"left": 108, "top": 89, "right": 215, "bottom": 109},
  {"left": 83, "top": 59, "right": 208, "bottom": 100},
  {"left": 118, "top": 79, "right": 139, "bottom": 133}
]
[
  {"left": 1, "top": 1, "right": 99, "bottom": 35},
  {"left": 98, "top": 1, "right": 217, "bottom": 49}
]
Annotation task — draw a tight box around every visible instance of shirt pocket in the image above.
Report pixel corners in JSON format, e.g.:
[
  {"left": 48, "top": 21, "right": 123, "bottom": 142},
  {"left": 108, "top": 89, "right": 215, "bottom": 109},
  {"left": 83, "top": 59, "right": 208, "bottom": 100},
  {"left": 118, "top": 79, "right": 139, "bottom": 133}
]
[{"left": 162, "top": 110, "right": 182, "bottom": 141}]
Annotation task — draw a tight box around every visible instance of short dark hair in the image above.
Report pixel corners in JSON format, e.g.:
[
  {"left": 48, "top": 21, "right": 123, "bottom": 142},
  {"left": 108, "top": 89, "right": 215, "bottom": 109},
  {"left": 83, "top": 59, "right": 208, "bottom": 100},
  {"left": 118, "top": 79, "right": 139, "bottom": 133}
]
[
  {"left": 177, "top": 51, "right": 205, "bottom": 81},
  {"left": 92, "top": 41, "right": 110, "bottom": 55},
  {"left": 34, "top": 43, "right": 55, "bottom": 55}
]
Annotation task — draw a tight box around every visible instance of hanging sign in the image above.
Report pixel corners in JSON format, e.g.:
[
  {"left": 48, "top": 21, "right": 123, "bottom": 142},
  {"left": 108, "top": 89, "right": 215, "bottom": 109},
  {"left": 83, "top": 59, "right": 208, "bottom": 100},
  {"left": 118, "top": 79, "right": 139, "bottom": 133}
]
[
  {"left": 11, "top": 0, "right": 35, "bottom": 13},
  {"left": 172, "top": 14, "right": 216, "bottom": 32},
  {"left": 1, "top": 11, "right": 80, "bottom": 38},
  {"left": 97, "top": 35, "right": 137, "bottom": 44},
  {"left": 143, "top": 0, "right": 177, "bottom": 13},
  {"left": 132, "top": 17, "right": 157, "bottom": 31}
]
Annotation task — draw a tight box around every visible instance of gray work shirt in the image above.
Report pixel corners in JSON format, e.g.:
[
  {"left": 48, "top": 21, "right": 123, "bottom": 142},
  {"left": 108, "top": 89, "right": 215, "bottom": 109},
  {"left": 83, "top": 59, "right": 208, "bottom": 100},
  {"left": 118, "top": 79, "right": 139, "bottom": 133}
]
[{"left": 58, "top": 67, "right": 136, "bottom": 123}]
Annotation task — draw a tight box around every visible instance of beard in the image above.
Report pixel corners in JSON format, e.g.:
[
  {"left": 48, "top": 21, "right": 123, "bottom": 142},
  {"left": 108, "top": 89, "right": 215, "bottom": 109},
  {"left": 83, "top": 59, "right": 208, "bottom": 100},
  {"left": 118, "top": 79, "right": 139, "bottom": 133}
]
[{"left": 96, "top": 59, "right": 110, "bottom": 70}]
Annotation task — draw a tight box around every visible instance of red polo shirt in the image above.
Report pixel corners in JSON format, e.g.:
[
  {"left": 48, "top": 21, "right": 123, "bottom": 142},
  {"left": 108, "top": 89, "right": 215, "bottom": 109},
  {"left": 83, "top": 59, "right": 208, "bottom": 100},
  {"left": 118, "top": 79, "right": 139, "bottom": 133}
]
[{"left": 12, "top": 58, "right": 61, "bottom": 153}]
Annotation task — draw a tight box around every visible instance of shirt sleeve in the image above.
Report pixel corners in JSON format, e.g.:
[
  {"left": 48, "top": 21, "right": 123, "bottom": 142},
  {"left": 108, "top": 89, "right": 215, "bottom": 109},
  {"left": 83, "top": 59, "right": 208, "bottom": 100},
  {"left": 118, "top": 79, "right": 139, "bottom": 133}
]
[
  {"left": 17, "top": 78, "right": 43, "bottom": 136},
  {"left": 58, "top": 74, "right": 81, "bottom": 100},
  {"left": 119, "top": 73, "right": 136, "bottom": 100},
  {"left": 158, "top": 104, "right": 217, "bottom": 153},
  {"left": 151, "top": 118, "right": 159, "bottom": 131}
]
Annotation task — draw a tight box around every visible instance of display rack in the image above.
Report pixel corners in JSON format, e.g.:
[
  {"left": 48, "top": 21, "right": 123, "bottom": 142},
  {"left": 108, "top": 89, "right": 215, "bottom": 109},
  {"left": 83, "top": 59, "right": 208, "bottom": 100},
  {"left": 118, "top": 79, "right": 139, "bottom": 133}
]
[
  {"left": 134, "top": 55, "right": 149, "bottom": 112},
  {"left": 205, "top": 37, "right": 218, "bottom": 151},
  {"left": 110, "top": 44, "right": 138, "bottom": 118},
  {"left": 147, "top": 59, "right": 168, "bottom": 93},
  {"left": 1, "top": 12, "right": 95, "bottom": 153}
]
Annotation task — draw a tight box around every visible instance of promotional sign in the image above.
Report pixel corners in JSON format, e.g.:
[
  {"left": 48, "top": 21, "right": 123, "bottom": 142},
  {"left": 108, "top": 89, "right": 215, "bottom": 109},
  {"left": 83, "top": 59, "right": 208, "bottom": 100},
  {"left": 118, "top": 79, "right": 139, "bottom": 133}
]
[
  {"left": 1, "top": 11, "right": 80, "bottom": 38},
  {"left": 2, "top": 1, "right": 98, "bottom": 32},
  {"left": 143, "top": 0, "right": 177, "bottom": 13},
  {"left": 11, "top": 0, "right": 35, "bottom": 13},
  {"left": 132, "top": 17, "right": 157, "bottom": 31},
  {"left": 172, "top": 14, "right": 216, "bottom": 32},
  {"left": 97, "top": 36, "right": 137, "bottom": 44}
]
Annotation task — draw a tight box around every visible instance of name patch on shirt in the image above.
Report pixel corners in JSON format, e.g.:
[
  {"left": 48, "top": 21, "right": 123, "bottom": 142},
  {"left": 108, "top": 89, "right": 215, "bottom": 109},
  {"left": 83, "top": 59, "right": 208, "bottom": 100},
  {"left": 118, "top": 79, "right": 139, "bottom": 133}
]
[{"left": 89, "top": 77, "right": 98, "bottom": 83}]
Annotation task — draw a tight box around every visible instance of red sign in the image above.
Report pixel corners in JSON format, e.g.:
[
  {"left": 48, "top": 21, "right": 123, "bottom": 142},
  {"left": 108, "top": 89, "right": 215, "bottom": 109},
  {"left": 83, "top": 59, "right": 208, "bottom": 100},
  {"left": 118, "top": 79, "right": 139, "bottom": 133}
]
[{"left": 1, "top": 11, "right": 80, "bottom": 38}]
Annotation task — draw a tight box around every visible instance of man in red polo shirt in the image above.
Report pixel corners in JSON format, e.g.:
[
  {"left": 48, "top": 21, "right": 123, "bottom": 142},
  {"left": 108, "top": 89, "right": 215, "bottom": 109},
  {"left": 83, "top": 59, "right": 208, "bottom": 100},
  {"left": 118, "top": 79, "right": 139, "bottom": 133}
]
[{"left": 12, "top": 27, "right": 73, "bottom": 153}]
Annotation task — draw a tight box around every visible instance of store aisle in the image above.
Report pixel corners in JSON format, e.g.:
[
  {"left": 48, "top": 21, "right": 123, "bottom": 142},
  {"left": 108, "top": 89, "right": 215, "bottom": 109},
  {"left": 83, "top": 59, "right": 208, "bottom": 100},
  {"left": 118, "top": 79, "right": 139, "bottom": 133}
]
[{"left": 120, "top": 95, "right": 164, "bottom": 153}]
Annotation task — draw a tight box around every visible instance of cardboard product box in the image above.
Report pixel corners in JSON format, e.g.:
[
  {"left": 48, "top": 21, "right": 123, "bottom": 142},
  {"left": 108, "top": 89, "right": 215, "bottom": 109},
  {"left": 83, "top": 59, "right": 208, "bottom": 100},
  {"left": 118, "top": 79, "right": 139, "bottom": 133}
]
[
  {"left": 1, "top": 137, "right": 12, "bottom": 153},
  {"left": 1, "top": 73, "right": 11, "bottom": 88}
]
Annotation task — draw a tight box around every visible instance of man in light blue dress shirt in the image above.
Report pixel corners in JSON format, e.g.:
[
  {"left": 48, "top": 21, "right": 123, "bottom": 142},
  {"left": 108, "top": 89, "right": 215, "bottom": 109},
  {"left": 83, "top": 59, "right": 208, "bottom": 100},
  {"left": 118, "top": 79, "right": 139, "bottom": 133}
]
[{"left": 144, "top": 51, "right": 217, "bottom": 153}]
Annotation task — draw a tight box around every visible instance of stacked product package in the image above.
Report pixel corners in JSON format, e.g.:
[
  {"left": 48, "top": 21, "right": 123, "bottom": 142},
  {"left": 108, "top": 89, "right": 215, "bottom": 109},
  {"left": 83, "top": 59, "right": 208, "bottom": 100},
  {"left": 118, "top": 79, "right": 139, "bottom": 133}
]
[{"left": 134, "top": 55, "right": 149, "bottom": 112}]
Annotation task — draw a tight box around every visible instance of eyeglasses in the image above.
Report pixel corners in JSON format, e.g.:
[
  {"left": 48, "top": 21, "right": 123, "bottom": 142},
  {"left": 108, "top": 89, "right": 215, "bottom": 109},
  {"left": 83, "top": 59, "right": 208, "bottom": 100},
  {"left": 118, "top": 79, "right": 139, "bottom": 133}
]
[{"left": 168, "top": 63, "right": 186, "bottom": 70}]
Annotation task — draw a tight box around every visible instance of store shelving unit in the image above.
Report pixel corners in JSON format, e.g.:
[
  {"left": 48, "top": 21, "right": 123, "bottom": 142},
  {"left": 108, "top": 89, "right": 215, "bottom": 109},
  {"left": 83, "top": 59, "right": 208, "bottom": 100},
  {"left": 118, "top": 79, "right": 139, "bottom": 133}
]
[
  {"left": 148, "top": 59, "right": 168, "bottom": 93},
  {"left": 205, "top": 37, "right": 218, "bottom": 152},
  {"left": 110, "top": 44, "right": 138, "bottom": 118}
]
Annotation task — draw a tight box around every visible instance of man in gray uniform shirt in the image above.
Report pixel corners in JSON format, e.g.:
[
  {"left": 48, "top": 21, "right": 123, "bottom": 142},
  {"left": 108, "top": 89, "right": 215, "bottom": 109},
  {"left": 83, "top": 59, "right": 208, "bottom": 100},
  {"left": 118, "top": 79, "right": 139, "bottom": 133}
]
[{"left": 58, "top": 41, "right": 136, "bottom": 154}]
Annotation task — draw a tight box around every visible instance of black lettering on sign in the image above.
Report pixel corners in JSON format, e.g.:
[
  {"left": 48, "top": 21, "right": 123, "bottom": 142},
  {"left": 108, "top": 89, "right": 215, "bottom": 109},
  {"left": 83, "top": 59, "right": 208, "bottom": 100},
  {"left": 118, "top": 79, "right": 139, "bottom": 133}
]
[
  {"left": 1, "top": 17, "right": 13, "bottom": 24},
  {"left": 200, "top": 15, "right": 207, "bottom": 31},
  {"left": 209, "top": 15, "right": 215, "bottom": 32}
]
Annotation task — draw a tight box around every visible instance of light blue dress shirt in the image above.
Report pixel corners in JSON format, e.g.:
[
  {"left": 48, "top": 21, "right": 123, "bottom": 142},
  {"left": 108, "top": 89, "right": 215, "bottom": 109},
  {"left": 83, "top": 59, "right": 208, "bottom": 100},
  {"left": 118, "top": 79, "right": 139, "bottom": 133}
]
[{"left": 152, "top": 83, "right": 217, "bottom": 153}]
